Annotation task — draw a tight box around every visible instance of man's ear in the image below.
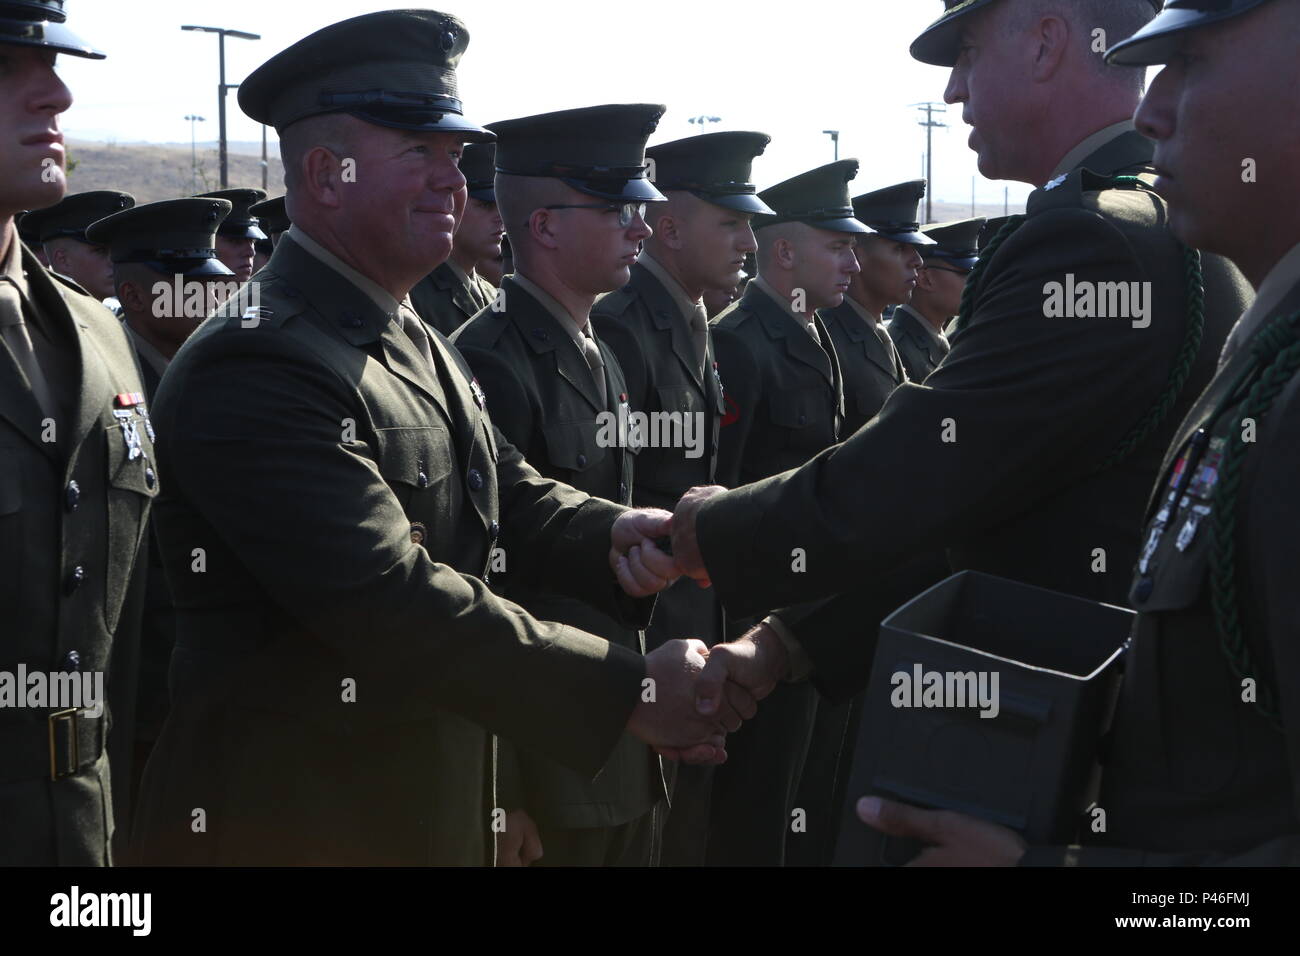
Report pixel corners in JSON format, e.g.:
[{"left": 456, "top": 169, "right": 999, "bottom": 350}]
[
  {"left": 118, "top": 277, "right": 147, "bottom": 315},
  {"left": 302, "top": 146, "right": 345, "bottom": 209},
  {"left": 48, "top": 245, "right": 68, "bottom": 272},
  {"left": 1030, "top": 13, "right": 1070, "bottom": 82},
  {"left": 774, "top": 236, "right": 797, "bottom": 271},
  {"left": 652, "top": 212, "right": 683, "bottom": 250},
  {"left": 527, "top": 208, "right": 562, "bottom": 251}
]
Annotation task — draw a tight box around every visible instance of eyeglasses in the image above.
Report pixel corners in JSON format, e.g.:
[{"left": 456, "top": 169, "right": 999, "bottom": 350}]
[{"left": 541, "top": 201, "right": 647, "bottom": 227}]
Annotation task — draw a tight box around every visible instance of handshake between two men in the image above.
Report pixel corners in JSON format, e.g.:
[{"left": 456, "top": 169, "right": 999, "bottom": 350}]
[{"left": 607, "top": 487, "right": 791, "bottom": 766}]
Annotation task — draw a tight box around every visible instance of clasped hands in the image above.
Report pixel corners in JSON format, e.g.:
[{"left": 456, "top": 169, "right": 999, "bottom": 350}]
[
  {"left": 609, "top": 489, "right": 788, "bottom": 765},
  {"left": 605, "top": 484, "right": 723, "bottom": 598}
]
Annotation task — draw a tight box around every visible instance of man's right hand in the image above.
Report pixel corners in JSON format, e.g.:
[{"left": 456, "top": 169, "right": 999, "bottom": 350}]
[
  {"left": 694, "top": 622, "right": 788, "bottom": 716},
  {"left": 627, "top": 638, "right": 761, "bottom": 763}
]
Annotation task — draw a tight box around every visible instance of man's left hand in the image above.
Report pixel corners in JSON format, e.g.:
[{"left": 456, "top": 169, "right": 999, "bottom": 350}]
[
  {"left": 856, "top": 796, "right": 1026, "bottom": 866},
  {"left": 611, "top": 508, "right": 680, "bottom": 597}
]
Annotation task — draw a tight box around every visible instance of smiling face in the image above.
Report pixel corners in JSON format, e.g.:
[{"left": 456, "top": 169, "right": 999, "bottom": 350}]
[
  {"left": 1133, "top": 7, "right": 1300, "bottom": 277},
  {"left": 333, "top": 123, "right": 468, "bottom": 283},
  {"left": 0, "top": 44, "right": 73, "bottom": 222}
]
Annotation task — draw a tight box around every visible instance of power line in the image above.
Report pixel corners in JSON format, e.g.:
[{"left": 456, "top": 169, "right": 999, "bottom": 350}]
[{"left": 910, "top": 102, "right": 947, "bottom": 223}]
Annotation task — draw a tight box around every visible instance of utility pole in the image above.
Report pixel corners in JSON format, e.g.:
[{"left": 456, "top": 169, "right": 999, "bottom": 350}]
[
  {"left": 261, "top": 124, "right": 268, "bottom": 191},
  {"left": 911, "top": 102, "right": 947, "bottom": 223},
  {"left": 823, "top": 130, "right": 839, "bottom": 161},
  {"left": 182, "top": 25, "right": 260, "bottom": 189},
  {"left": 184, "top": 114, "right": 205, "bottom": 194}
]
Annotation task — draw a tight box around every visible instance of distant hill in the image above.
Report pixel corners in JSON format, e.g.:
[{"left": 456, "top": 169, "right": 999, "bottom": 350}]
[
  {"left": 64, "top": 140, "right": 283, "bottom": 202},
  {"left": 926, "top": 201, "right": 1023, "bottom": 223}
]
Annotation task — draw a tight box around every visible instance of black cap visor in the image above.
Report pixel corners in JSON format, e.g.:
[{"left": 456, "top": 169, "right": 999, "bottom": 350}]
[
  {"left": 925, "top": 252, "right": 978, "bottom": 270},
  {"left": 756, "top": 211, "right": 875, "bottom": 234},
  {"left": 692, "top": 190, "right": 776, "bottom": 216},
  {"left": 1105, "top": 3, "right": 1271, "bottom": 66},
  {"left": 318, "top": 90, "right": 494, "bottom": 142},
  {"left": 873, "top": 227, "right": 938, "bottom": 247},
  {"left": 218, "top": 223, "right": 268, "bottom": 241},
  {"left": 908, "top": 0, "right": 996, "bottom": 67},
  {"left": 127, "top": 256, "right": 236, "bottom": 279},
  {"left": 0, "top": 16, "right": 104, "bottom": 58}
]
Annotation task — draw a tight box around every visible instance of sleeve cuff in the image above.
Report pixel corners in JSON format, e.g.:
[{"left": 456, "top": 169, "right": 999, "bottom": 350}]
[{"left": 763, "top": 613, "right": 814, "bottom": 683}]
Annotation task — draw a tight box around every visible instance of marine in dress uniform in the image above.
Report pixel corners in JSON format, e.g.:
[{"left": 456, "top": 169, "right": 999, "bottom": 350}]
[
  {"left": 453, "top": 104, "right": 669, "bottom": 867},
  {"left": 1017, "top": 0, "right": 1300, "bottom": 866},
  {"left": 822, "top": 180, "right": 933, "bottom": 435},
  {"left": 853, "top": 0, "right": 1300, "bottom": 866},
  {"left": 83, "top": 197, "right": 237, "bottom": 834},
  {"left": 87, "top": 198, "right": 237, "bottom": 399},
  {"left": 248, "top": 195, "right": 289, "bottom": 248},
  {"left": 889, "top": 217, "right": 985, "bottom": 382},
  {"left": 129, "top": 12, "right": 714, "bottom": 868},
  {"left": 18, "top": 190, "right": 134, "bottom": 301},
  {"left": 705, "top": 160, "right": 870, "bottom": 866},
  {"left": 410, "top": 141, "right": 501, "bottom": 336},
  {"left": 787, "top": 183, "right": 940, "bottom": 865},
  {"left": 248, "top": 196, "right": 287, "bottom": 276},
  {"left": 194, "top": 187, "right": 266, "bottom": 283},
  {"left": 0, "top": 0, "right": 156, "bottom": 865},
  {"left": 679, "top": 0, "right": 1250, "bottom": 718},
  {"left": 592, "top": 130, "right": 774, "bottom": 865}
]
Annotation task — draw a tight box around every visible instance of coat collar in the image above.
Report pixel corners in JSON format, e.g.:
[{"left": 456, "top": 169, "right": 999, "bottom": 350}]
[
  {"left": 745, "top": 280, "right": 835, "bottom": 385},
  {"left": 822, "top": 298, "right": 903, "bottom": 380},
  {"left": 269, "top": 232, "right": 451, "bottom": 419},
  {"left": 1060, "top": 125, "right": 1154, "bottom": 180},
  {"left": 3, "top": 241, "right": 123, "bottom": 464},
  {"left": 892, "top": 304, "right": 950, "bottom": 360},
  {"left": 630, "top": 262, "right": 708, "bottom": 389},
  {"left": 429, "top": 260, "right": 491, "bottom": 317},
  {"left": 503, "top": 275, "right": 608, "bottom": 413}
]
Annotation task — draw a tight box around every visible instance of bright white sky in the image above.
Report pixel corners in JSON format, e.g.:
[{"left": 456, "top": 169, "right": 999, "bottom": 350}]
[{"left": 58, "top": 0, "right": 1040, "bottom": 210}]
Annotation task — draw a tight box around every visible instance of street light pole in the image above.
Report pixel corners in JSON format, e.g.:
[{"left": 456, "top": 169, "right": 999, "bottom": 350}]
[
  {"left": 822, "top": 130, "right": 839, "bottom": 161},
  {"left": 182, "top": 25, "right": 260, "bottom": 189},
  {"left": 184, "top": 114, "right": 206, "bottom": 193}
]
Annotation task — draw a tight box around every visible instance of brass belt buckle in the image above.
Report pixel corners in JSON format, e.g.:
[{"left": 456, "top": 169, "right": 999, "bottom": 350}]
[{"left": 48, "top": 707, "right": 81, "bottom": 781}]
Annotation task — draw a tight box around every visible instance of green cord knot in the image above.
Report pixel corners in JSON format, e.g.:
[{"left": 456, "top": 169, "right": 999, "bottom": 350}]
[{"left": 1209, "top": 308, "right": 1300, "bottom": 730}]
